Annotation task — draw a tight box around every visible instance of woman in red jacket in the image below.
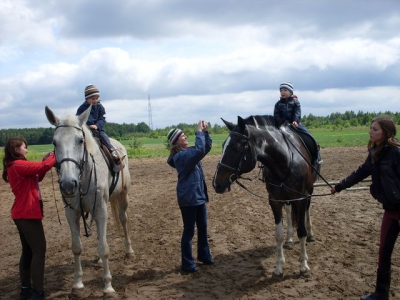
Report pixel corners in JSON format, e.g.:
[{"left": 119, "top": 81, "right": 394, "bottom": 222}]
[{"left": 2, "top": 137, "right": 56, "bottom": 300}]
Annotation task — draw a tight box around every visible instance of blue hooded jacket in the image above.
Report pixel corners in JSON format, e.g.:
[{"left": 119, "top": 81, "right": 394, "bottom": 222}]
[{"left": 167, "top": 131, "right": 212, "bottom": 207}]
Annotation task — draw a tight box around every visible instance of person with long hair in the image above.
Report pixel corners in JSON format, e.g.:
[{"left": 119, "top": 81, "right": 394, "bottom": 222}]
[
  {"left": 331, "top": 115, "right": 400, "bottom": 300},
  {"left": 2, "top": 137, "right": 56, "bottom": 300},
  {"left": 166, "top": 120, "right": 214, "bottom": 273}
]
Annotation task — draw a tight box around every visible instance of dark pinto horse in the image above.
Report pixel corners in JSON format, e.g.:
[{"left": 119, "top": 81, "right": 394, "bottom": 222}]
[{"left": 213, "top": 115, "right": 319, "bottom": 277}]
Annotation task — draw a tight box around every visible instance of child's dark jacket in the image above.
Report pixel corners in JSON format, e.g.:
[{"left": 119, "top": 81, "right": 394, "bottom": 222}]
[
  {"left": 76, "top": 102, "right": 106, "bottom": 131},
  {"left": 274, "top": 97, "right": 301, "bottom": 127}
]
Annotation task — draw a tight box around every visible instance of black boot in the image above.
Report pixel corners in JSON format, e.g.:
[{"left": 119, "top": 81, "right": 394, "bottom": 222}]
[
  {"left": 19, "top": 285, "right": 32, "bottom": 300},
  {"left": 31, "top": 289, "right": 45, "bottom": 300},
  {"left": 361, "top": 270, "right": 390, "bottom": 300}
]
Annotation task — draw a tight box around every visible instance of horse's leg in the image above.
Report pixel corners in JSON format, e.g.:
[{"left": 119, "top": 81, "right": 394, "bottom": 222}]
[
  {"left": 270, "top": 201, "right": 285, "bottom": 277},
  {"left": 305, "top": 197, "right": 315, "bottom": 242},
  {"left": 296, "top": 202, "right": 310, "bottom": 275},
  {"left": 95, "top": 205, "right": 115, "bottom": 294},
  {"left": 284, "top": 204, "right": 293, "bottom": 247},
  {"left": 118, "top": 190, "right": 134, "bottom": 257},
  {"left": 65, "top": 208, "right": 84, "bottom": 291}
]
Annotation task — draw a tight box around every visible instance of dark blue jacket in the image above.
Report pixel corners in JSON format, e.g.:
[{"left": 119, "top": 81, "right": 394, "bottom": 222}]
[
  {"left": 167, "top": 131, "right": 212, "bottom": 207},
  {"left": 335, "top": 145, "right": 400, "bottom": 212},
  {"left": 76, "top": 102, "right": 106, "bottom": 131},
  {"left": 274, "top": 97, "right": 302, "bottom": 127}
]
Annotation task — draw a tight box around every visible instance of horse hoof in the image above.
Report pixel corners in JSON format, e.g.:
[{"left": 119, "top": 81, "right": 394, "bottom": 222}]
[
  {"left": 71, "top": 285, "right": 85, "bottom": 296},
  {"left": 300, "top": 269, "right": 311, "bottom": 277},
  {"left": 270, "top": 272, "right": 283, "bottom": 281},
  {"left": 284, "top": 241, "right": 293, "bottom": 249},
  {"left": 306, "top": 236, "right": 315, "bottom": 242},
  {"left": 300, "top": 266, "right": 311, "bottom": 277},
  {"left": 125, "top": 251, "right": 135, "bottom": 259},
  {"left": 103, "top": 290, "right": 118, "bottom": 299}
]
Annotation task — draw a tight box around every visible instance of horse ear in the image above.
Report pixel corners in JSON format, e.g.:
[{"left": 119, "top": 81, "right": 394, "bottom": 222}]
[
  {"left": 237, "top": 116, "right": 246, "bottom": 131},
  {"left": 45, "top": 106, "right": 60, "bottom": 126},
  {"left": 221, "top": 118, "right": 235, "bottom": 131},
  {"left": 77, "top": 104, "right": 92, "bottom": 127}
]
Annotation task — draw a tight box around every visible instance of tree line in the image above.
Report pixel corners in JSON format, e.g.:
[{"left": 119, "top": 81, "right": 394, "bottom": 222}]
[{"left": 1, "top": 110, "right": 399, "bottom": 146}]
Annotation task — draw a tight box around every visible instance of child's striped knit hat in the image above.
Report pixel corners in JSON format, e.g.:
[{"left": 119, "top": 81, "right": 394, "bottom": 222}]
[
  {"left": 279, "top": 82, "right": 294, "bottom": 94},
  {"left": 85, "top": 84, "right": 100, "bottom": 99},
  {"left": 167, "top": 128, "right": 183, "bottom": 145}
]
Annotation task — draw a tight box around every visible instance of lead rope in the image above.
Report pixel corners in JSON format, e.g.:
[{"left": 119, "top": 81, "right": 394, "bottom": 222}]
[{"left": 50, "top": 169, "right": 62, "bottom": 225}]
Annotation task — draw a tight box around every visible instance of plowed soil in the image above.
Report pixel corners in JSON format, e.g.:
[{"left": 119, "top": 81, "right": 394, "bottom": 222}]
[{"left": 1, "top": 146, "right": 399, "bottom": 299}]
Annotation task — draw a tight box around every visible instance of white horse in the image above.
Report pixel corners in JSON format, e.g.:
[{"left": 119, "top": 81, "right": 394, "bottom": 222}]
[{"left": 45, "top": 105, "right": 134, "bottom": 295}]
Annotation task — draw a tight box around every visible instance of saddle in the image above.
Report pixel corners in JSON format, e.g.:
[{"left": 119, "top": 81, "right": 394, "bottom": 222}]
[
  {"left": 90, "top": 130, "right": 124, "bottom": 173},
  {"left": 99, "top": 143, "right": 125, "bottom": 173},
  {"left": 287, "top": 125, "right": 322, "bottom": 178}
]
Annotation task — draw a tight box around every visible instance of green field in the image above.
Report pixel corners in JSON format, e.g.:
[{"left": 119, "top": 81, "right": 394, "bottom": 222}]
[{"left": 0, "top": 127, "right": 371, "bottom": 162}]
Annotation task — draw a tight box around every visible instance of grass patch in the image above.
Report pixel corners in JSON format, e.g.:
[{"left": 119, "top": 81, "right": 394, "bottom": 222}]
[{"left": 0, "top": 126, "right": 372, "bottom": 163}]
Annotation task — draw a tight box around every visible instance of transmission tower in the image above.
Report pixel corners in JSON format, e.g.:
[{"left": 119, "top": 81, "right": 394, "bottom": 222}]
[{"left": 148, "top": 94, "right": 153, "bottom": 130}]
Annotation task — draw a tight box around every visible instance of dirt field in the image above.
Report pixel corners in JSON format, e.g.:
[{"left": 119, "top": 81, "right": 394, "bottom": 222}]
[{"left": 1, "top": 146, "right": 399, "bottom": 300}]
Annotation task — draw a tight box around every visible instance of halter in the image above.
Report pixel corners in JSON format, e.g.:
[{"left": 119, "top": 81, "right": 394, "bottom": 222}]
[{"left": 54, "top": 124, "right": 97, "bottom": 237}]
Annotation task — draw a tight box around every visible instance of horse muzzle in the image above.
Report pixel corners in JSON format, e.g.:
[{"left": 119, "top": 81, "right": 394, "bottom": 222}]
[
  {"left": 213, "top": 181, "right": 231, "bottom": 194},
  {"left": 59, "top": 179, "right": 79, "bottom": 198}
]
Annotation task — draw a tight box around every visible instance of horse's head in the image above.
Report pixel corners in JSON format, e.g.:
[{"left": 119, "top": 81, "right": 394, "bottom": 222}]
[
  {"left": 45, "top": 105, "right": 91, "bottom": 198},
  {"left": 213, "top": 116, "right": 257, "bottom": 194}
]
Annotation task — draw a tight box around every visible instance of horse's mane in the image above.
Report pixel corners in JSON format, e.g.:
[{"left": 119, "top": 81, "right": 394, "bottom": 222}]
[
  {"left": 242, "top": 115, "right": 277, "bottom": 130},
  {"left": 61, "top": 115, "right": 100, "bottom": 156}
]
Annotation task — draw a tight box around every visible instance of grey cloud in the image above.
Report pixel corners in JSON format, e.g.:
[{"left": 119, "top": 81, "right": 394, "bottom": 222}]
[{"left": 35, "top": 0, "right": 400, "bottom": 40}]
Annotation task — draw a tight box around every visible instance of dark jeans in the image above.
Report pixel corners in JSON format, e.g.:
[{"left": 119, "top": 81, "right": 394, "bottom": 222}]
[
  {"left": 180, "top": 203, "right": 212, "bottom": 270},
  {"left": 98, "top": 130, "right": 115, "bottom": 151},
  {"left": 14, "top": 219, "right": 46, "bottom": 291},
  {"left": 378, "top": 210, "right": 400, "bottom": 272},
  {"left": 296, "top": 123, "right": 308, "bottom": 133}
]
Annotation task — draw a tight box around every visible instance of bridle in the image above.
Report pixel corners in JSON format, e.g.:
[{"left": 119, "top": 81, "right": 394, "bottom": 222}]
[
  {"left": 54, "top": 125, "right": 87, "bottom": 177},
  {"left": 217, "top": 131, "right": 253, "bottom": 185},
  {"left": 53, "top": 124, "right": 97, "bottom": 237}
]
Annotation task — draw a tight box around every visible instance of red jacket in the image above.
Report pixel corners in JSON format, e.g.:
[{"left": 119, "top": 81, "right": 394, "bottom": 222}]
[{"left": 7, "top": 153, "right": 56, "bottom": 220}]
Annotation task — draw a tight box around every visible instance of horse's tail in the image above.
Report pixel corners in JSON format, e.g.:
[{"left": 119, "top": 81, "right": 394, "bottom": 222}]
[{"left": 110, "top": 165, "right": 131, "bottom": 237}]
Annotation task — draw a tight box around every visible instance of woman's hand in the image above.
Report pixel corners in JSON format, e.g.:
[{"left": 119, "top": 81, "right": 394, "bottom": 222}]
[
  {"left": 198, "top": 120, "right": 208, "bottom": 132},
  {"left": 201, "top": 120, "right": 208, "bottom": 132},
  {"left": 331, "top": 186, "right": 337, "bottom": 194},
  {"left": 42, "top": 151, "right": 54, "bottom": 161},
  {"left": 197, "top": 120, "right": 203, "bottom": 132}
]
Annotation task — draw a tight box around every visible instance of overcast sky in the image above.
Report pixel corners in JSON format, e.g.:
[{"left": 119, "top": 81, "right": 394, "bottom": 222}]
[{"left": 0, "top": 0, "right": 399, "bottom": 130}]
